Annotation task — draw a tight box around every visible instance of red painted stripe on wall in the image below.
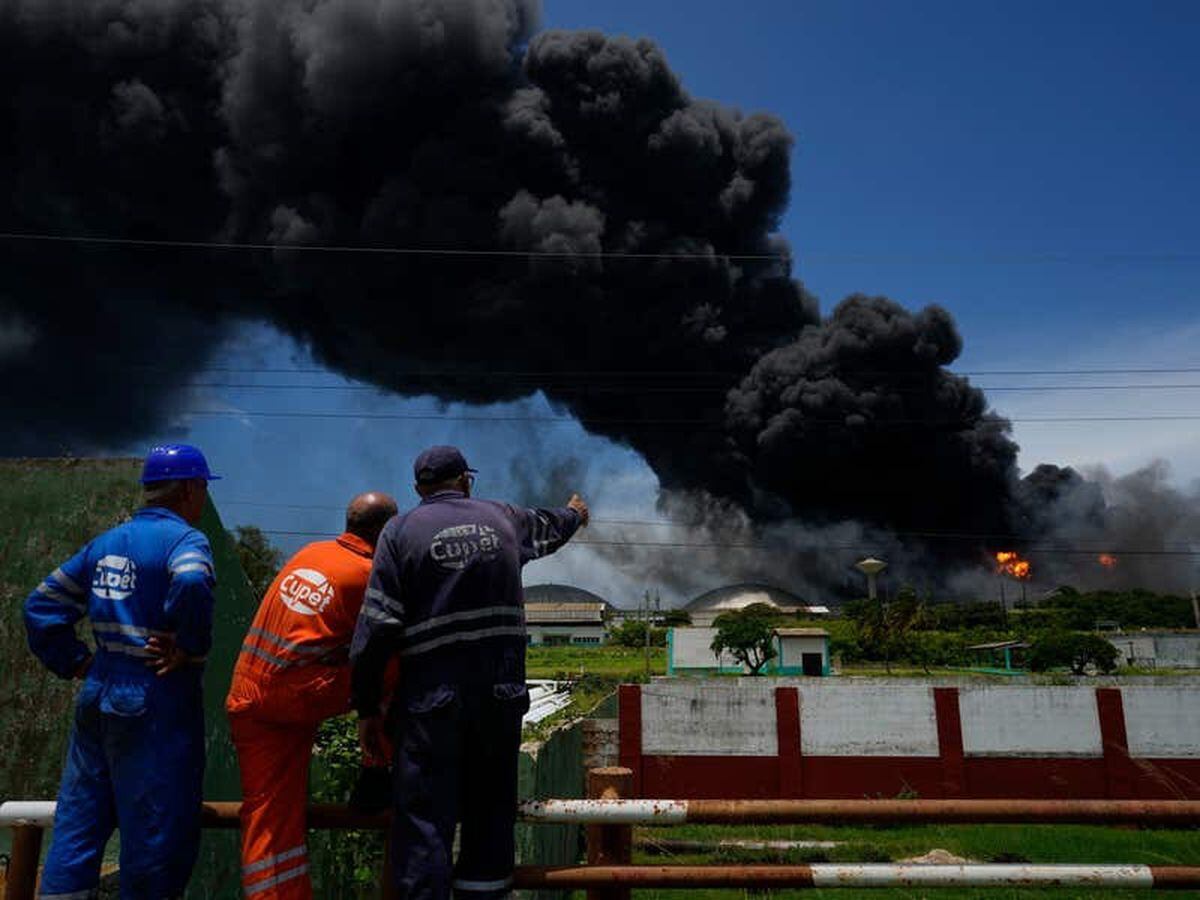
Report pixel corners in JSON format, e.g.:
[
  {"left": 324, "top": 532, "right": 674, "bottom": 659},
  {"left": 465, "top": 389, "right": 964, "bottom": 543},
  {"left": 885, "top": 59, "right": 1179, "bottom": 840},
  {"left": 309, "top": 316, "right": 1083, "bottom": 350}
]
[
  {"left": 775, "top": 687, "right": 802, "bottom": 798},
  {"left": 934, "top": 687, "right": 965, "bottom": 798},
  {"left": 618, "top": 684, "right": 643, "bottom": 796},
  {"left": 1096, "top": 687, "right": 1134, "bottom": 799}
]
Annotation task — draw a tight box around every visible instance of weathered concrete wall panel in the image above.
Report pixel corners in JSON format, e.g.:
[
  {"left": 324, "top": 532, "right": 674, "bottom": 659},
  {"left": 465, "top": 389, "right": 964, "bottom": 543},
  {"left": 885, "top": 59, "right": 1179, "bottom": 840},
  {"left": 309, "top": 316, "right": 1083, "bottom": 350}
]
[
  {"left": 800, "top": 683, "right": 939, "bottom": 757},
  {"left": 1122, "top": 686, "right": 1200, "bottom": 758},
  {"left": 641, "top": 681, "right": 777, "bottom": 756},
  {"left": 959, "top": 686, "right": 1102, "bottom": 757}
]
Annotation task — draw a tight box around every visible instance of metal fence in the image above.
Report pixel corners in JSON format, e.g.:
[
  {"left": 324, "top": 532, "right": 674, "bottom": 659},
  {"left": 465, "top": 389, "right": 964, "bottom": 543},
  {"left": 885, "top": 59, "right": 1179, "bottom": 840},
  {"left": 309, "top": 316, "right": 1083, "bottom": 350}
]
[{"left": 3, "top": 768, "right": 1199, "bottom": 898}]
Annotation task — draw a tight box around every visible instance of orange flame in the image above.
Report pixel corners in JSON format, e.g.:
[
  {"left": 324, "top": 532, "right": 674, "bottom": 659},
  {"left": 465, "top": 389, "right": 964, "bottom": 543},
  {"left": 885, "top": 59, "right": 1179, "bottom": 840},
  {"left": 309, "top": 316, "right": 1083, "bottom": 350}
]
[
  {"left": 995, "top": 550, "right": 1032, "bottom": 580},
  {"left": 1098, "top": 553, "right": 1118, "bottom": 569}
]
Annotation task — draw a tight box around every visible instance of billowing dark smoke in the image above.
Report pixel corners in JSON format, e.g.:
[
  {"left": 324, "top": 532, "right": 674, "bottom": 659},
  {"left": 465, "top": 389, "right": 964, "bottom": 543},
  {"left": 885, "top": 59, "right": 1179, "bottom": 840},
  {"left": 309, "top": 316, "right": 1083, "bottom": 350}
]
[{"left": 2, "top": 1, "right": 1190, "bottom": 591}]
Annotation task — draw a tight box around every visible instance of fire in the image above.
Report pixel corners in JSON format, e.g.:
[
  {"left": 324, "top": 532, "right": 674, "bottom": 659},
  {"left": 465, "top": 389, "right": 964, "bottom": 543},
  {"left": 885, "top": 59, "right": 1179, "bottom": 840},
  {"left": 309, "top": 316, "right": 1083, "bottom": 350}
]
[
  {"left": 1098, "top": 553, "right": 1118, "bottom": 569},
  {"left": 995, "top": 550, "right": 1032, "bottom": 580}
]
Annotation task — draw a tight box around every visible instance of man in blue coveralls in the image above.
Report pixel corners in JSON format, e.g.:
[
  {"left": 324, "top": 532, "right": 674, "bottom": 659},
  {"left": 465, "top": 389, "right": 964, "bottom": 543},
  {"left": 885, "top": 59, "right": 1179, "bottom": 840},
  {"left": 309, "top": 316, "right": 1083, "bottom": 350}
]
[
  {"left": 24, "top": 444, "right": 220, "bottom": 899},
  {"left": 350, "top": 446, "right": 589, "bottom": 900}
]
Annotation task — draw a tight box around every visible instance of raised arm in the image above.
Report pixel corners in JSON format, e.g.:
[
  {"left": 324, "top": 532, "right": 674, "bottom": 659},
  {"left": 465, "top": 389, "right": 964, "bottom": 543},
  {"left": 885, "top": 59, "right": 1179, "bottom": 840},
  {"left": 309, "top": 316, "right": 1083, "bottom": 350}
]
[{"left": 509, "top": 493, "right": 588, "bottom": 565}]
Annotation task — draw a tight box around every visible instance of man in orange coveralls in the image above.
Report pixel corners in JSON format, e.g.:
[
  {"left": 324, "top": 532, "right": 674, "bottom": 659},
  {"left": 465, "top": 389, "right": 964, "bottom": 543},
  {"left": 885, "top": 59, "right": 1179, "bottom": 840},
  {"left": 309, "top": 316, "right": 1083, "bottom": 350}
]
[{"left": 227, "top": 491, "right": 398, "bottom": 899}]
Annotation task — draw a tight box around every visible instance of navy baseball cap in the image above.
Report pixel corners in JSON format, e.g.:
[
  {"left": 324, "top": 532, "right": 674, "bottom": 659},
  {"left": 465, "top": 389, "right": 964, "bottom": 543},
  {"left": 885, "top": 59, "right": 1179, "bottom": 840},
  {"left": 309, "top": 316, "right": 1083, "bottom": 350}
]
[{"left": 413, "top": 445, "right": 477, "bottom": 484}]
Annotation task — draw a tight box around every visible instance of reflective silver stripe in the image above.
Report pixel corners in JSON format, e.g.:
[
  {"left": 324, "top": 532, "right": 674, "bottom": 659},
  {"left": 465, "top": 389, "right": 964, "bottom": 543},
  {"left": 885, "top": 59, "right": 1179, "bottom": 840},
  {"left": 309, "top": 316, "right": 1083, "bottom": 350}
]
[
  {"left": 51, "top": 567, "right": 85, "bottom": 596},
  {"left": 36, "top": 582, "right": 87, "bottom": 610},
  {"left": 243, "top": 843, "right": 307, "bottom": 876},
  {"left": 451, "top": 876, "right": 513, "bottom": 892},
  {"left": 40, "top": 889, "right": 98, "bottom": 900},
  {"left": 239, "top": 643, "right": 294, "bottom": 669},
  {"left": 96, "top": 639, "right": 153, "bottom": 659},
  {"left": 361, "top": 605, "right": 402, "bottom": 627},
  {"left": 171, "top": 562, "right": 213, "bottom": 576},
  {"left": 92, "top": 622, "right": 170, "bottom": 639},
  {"left": 248, "top": 626, "right": 334, "bottom": 656},
  {"left": 402, "top": 625, "right": 526, "bottom": 658},
  {"left": 170, "top": 551, "right": 209, "bottom": 566},
  {"left": 405, "top": 605, "right": 521, "bottom": 638},
  {"left": 365, "top": 587, "right": 404, "bottom": 617},
  {"left": 244, "top": 863, "right": 309, "bottom": 895}
]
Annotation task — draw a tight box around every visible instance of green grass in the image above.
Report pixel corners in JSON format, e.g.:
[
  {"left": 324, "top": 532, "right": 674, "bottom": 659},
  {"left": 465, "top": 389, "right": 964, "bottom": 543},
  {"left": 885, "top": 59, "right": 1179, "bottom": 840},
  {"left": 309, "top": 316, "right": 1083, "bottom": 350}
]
[
  {"left": 619, "top": 823, "right": 1200, "bottom": 900},
  {"left": 0, "top": 458, "right": 145, "bottom": 801},
  {"left": 526, "top": 644, "right": 666, "bottom": 680}
]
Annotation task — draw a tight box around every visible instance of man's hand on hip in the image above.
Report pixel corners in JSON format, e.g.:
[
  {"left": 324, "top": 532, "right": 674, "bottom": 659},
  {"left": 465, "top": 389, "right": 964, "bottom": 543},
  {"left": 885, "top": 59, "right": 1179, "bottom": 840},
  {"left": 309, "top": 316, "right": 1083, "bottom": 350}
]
[
  {"left": 145, "top": 635, "right": 191, "bottom": 676},
  {"left": 358, "top": 715, "right": 390, "bottom": 766}
]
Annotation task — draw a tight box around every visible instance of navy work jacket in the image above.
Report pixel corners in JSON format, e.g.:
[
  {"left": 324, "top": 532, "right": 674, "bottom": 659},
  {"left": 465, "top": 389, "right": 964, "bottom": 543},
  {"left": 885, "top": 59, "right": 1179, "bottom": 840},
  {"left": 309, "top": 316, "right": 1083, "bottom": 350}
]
[{"left": 350, "top": 490, "right": 581, "bottom": 715}]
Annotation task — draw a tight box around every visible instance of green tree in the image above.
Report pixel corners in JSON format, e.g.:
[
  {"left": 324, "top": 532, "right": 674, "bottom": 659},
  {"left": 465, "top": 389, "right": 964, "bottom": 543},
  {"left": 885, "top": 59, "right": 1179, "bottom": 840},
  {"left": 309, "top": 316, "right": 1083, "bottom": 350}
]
[
  {"left": 608, "top": 620, "right": 667, "bottom": 647},
  {"left": 1029, "top": 631, "right": 1120, "bottom": 675},
  {"left": 230, "top": 524, "right": 284, "bottom": 599},
  {"left": 711, "top": 603, "right": 778, "bottom": 675}
]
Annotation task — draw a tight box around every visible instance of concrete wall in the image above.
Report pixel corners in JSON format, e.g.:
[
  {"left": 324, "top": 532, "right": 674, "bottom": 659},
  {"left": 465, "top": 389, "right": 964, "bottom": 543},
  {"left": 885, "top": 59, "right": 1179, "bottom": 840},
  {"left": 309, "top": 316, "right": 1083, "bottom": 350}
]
[{"left": 618, "top": 678, "right": 1200, "bottom": 800}]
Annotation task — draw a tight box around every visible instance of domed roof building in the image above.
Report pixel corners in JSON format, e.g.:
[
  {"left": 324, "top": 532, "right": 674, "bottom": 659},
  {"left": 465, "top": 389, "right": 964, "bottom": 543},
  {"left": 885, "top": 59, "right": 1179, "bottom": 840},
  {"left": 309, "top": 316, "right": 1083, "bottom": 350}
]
[
  {"left": 524, "top": 583, "right": 608, "bottom": 606},
  {"left": 684, "top": 583, "right": 827, "bottom": 625}
]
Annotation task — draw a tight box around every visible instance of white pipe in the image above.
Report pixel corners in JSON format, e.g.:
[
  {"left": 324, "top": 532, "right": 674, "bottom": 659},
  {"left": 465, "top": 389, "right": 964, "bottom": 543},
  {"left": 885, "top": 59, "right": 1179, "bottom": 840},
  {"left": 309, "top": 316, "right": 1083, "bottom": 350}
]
[
  {"left": 809, "top": 864, "right": 1154, "bottom": 888},
  {"left": 0, "top": 801, "right": 57, "bottom": 827},
  {"left": 518, "top": 798, "right": 689, "bottom": 824}
]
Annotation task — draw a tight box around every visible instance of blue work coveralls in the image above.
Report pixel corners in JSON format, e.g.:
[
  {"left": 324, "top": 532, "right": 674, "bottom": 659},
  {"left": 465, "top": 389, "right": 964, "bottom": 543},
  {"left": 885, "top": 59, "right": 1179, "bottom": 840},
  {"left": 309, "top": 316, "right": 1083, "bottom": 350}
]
[
  {"left": 350, "top": 491, "right": 582, "bottom": 900},
  {"left": 24, "top": 506, "right": 216, "bottom": 900}
]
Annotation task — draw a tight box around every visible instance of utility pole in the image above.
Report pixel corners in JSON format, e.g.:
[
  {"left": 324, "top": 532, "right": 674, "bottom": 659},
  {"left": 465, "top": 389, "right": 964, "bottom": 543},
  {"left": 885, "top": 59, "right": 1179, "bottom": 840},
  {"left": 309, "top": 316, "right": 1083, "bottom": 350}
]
[
  {"left": 643, "top": 589, "right": 651, "bottom": 680},
  {"left": 1192, "top": 589, "right": 1200, "bottom": 630}
]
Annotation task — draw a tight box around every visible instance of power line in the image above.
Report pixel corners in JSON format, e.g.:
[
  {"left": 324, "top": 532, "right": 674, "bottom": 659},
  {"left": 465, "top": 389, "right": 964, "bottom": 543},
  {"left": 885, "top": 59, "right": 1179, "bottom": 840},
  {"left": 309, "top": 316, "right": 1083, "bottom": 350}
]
[
  {"left": 253, "top": 528, "right": 1199, "bottom": 556},
  {"left": 186, "top": 380, "right": 1200, "bottom": 394},
  {"left": 0, "top": 231, "right": 786, "bottom": 262},
  {"left": 5, "top": 231, "right": 1200, "bottom": 265},
  {"left": 184, "top": 408, "right": 1200, "bottom": 425},
  {"left": 224, "top": 503, "right": 1196, "bottom": 549},
  {"left": 99, "top": 363, "right": 1200, "bottom": 377}
]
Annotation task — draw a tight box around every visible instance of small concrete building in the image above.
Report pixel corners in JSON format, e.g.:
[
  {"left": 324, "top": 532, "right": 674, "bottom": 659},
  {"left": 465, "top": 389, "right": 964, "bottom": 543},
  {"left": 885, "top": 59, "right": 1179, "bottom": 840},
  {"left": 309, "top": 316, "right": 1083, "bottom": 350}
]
[
  {"left": 773, "top": 628, "right": 831, "bottom": 676},
  {"left": 1107, "top": 631, "right": 1200, "bottom": 669},
  {"left": 667, "top": 626, "right": 831, "bottom": 675},
  {"left": 524, "top": 584, "right": 609, "bottom": 646}
]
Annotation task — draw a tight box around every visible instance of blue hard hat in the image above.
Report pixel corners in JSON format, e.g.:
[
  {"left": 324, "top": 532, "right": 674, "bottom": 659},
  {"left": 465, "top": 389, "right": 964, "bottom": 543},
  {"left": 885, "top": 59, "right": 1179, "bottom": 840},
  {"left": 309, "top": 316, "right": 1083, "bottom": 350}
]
[{"left": 140, "top": 444, "right": 221, "bottom": 484}]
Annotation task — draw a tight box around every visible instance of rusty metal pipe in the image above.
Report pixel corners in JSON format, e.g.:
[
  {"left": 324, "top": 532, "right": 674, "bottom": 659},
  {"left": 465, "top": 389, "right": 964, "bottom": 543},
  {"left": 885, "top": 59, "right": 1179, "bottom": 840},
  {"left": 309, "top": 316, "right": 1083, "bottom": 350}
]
[
  {"left": 7, "top": 798, "right": 1200, "bottom": 830},
  {"left": 512, "top": 864, "right": 1200, "bottom": 890},
  {"left": 518, "top": 798, "right": 1200, "bottom": 826},
  {"left": 200, "top": 798, "right": 1200, "bottom": 828},
  {"left": 6, "top": 825, "right": 44, "bottom": 900}
]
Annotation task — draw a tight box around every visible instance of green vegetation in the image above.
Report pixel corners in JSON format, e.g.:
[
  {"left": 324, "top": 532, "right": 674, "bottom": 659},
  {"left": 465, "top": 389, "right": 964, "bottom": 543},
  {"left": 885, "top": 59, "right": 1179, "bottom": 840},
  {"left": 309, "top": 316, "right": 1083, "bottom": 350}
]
[
  {"left": 0, "top": 459, "right": 145, "bottom": 801},
  {"left": 711, "top": 603, "right": 780, "bottom": 675},
  {"left": 609, "top": 618, "right": 669, "bottom": 647},
  {"left": 527, "top": 643, "right": 666, "bottom": 679},
  {"left": 230, "top": 523, "right": 284, "bottom": 600},
  {"left": 632, "top": 822, "right": 1200, "bottom": 899},
  {"left": 1028, "top": 630, "right": 1119, "bottom": 674}
]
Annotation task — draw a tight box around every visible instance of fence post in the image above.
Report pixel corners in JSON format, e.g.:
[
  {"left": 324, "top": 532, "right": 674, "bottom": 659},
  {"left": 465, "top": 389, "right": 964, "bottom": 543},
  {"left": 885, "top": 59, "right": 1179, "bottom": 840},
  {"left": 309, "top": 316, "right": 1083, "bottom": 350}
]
[
  {"left": 585, "top": 767, "right": 633, "bottom": 900},
  {"left": 7, "top": 825, "right": 44, "bottom": 900},
  {"left": 381, "top": 836, "right": 399, "bottom": 900}
]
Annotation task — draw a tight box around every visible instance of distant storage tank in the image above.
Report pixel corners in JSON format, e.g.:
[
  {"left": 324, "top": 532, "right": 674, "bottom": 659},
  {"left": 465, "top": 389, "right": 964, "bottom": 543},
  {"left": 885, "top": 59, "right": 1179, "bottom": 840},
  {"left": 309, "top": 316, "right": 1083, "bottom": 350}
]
[{"left": 685, "top": 582, "right": 828, "bottom": 626}]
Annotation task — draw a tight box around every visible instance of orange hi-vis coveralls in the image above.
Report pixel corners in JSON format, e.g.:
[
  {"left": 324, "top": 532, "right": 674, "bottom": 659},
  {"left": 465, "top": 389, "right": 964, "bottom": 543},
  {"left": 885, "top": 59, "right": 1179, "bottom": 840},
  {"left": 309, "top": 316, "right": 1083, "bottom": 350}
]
[{"left": 226, "top": 532, "right": 374, "bottom": 899}]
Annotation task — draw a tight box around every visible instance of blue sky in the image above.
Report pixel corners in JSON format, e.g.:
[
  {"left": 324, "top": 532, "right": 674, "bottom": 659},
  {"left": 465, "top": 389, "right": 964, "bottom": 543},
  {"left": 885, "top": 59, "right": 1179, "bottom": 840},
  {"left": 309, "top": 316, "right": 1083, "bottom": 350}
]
[{"left": 161, "top": 1, "right": 1199, "bottom": 604}]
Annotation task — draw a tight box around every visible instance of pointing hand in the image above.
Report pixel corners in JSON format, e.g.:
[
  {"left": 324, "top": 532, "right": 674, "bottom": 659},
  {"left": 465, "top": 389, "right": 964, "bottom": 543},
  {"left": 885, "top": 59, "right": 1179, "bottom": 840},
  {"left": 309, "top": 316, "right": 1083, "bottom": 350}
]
[{"left": 567, "top": 493, "right": 589, "bottom": 527}]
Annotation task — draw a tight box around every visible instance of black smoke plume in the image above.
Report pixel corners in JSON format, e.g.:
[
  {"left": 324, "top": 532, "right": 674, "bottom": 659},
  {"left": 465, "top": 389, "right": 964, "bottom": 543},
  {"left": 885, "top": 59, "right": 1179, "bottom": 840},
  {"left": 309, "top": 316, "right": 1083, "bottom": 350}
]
[{"left": 2, "top": 1, "right": 1189, "bottom": 591}]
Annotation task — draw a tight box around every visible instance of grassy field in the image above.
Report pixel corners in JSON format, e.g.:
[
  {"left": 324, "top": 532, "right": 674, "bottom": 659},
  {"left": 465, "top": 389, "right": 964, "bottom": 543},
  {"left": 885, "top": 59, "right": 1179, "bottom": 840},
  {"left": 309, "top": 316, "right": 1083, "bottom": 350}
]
[
  {"left": 527, "top": 644, "right": 666, "bottom": 680},
  {"left": 627, "top": 822, "right": 1200, "bottom": 900}
]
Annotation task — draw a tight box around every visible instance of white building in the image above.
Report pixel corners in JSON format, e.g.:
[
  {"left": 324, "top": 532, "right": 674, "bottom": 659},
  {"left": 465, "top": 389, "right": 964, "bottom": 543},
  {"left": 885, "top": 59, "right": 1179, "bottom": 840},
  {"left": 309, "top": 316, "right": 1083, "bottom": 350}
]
[
  {"left": 524, "top": 583, "right": 609, "bottom": 647},
  {"left": 1107, "top": 631, "right": 1200, "bottom": 669},
  {"left": 667, "top": 626, "right": 831, "bottom": 676}
]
